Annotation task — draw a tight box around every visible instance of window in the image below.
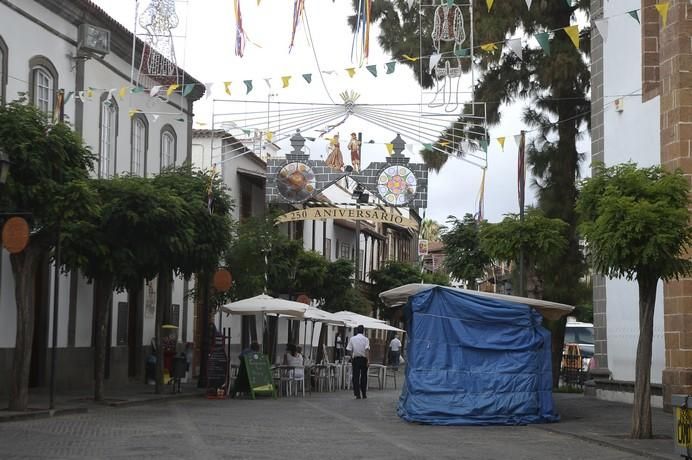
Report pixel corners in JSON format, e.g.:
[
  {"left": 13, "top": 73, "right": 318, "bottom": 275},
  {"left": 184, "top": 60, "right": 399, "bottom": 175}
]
[
  {"left": 160, "top": 125, "right": 176, "bottom": 169},
  {"left": 131, "top": 114, "right": 148, "bottom": 176},
  {"left": 324, "top": 238, "right": 332, "bottom": 261},
  {"left": 28, "top": 56, "right": 58, "bottom": 115},
  {"left": 340, "top": 242, "right": 351, "bottom": 260},
  {"left": 240, "top": 187, "right": 252, "bottom": 219},
  {"left": 0, "top": 36, "right": 7, "bottom": 104},
  {"left": 99, "top": 94, "right": 118, "bottom": 178}
]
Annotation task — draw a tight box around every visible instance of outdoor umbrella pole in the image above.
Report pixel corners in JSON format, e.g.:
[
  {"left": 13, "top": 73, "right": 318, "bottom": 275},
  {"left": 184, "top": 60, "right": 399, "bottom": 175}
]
[{"left": 302, "top": 319, "right": 308, "bottom": 359}]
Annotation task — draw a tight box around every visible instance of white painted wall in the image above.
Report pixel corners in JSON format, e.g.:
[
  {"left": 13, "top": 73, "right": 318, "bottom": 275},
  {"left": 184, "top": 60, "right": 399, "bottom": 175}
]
[{"left": 601, "top": 0, "right": 664, "bottom": 383}]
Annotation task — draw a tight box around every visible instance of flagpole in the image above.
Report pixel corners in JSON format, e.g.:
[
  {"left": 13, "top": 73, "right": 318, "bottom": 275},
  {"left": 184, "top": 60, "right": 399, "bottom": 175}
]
[{"left": 518, "top": 130, "right": 526, "bottom": 297}]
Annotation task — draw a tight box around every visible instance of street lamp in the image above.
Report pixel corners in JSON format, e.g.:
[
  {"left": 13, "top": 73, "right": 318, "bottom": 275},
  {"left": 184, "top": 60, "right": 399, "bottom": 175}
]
[{"left": 0, "top": 148, "right": 10, "bottom": 185}]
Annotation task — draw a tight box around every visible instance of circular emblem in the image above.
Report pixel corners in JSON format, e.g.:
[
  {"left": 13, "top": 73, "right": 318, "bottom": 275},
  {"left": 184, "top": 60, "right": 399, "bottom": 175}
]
[
  {"left": 296, "top": 294, "right": 311, "bottom": 305},
  {"left": 377, "top": 166, "right": 417, "bottom": 206},
  {"left": 1, "top": 217, "right": 30, "bottom": 254},
  {"left": 276, "top": 162, "right": 316, "bottom": 202}
]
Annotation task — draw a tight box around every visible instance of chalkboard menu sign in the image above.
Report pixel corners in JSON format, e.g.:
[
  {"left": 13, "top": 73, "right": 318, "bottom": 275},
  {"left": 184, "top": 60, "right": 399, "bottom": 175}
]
[
  {"left": 206, "top": 340, "right": 228, "bottom": 397},
  {"left": 231, "top": 353, "right": 275, "bottom": 399}
]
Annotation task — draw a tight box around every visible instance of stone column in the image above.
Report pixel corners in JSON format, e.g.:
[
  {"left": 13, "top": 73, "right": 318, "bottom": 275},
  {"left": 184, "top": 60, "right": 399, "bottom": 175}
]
[{"left": 660, "top": 0, "right": 692, "bottom": 409}]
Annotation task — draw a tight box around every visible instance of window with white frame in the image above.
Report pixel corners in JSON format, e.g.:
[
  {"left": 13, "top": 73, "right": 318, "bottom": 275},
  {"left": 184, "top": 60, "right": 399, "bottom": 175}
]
[
  {"left": 131, "top": 115, "right": 148, "bottom": 176},
  {"left": 340, "top": 242, "right": 351, "bottom": 260},
  {"left": 32, "top": 66, "right": 53, "bottom": 114},
  {"left": 160, "top": 126, "right": 176, "bottom": 169},
  {"left": 99, "top": 96, "right": 117, "bottom": 178}
]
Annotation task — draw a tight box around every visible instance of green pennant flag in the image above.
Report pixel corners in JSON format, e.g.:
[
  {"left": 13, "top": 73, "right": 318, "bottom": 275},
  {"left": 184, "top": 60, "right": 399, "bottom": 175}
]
[
  {"left": 455, "top": 48, "right": 470, "bottom": 57},
  {"left": 423, "top": 143, "right": 433, "bottom": 150},
  {"left": 480, "top": 139, "right": 489, "bottom": 152},
  {"left": 131, "top": 86, "right": 145, "bottom": 94},
  {"left": 182, "top": 84, "right": 195, "bottom": 97},
  {"left": 175, "top": 117, "right": 185, "bottom": 122},
  {"left": 242, "top": 128, "right": 251, "bottom": 135},
  {"left": 385, "top": 61, "right": 396, "bottom": 74},
  {"left": 535, "top": 32, "right": 551, "bottom": 56},
  {"left": 446, "top": 0, "right": 454, "bottom": 5},
  {"left": 366, "top": 64, "right": 378, "bottom": 77},
  {"left": 564, "top": 0, "right": 573, "bottom": 6},
  {"left": 628, "top": 10, "right": 640, "bottom": 24},
  {"left": 302, "top": 73, "right": 312, "bottom": 84},
  {"left": 244, "top": 80, "right": 253, "bottom": 94},
  {"left": 64, "top": 91, "right": 74, "bottom": 104}
]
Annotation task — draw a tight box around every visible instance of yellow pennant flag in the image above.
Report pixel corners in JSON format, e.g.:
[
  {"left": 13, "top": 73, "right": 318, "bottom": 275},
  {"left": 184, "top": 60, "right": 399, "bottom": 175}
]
[
  {"left": 128, "top": 108, "right": 141, "bottom": 118},
  {"left": 564, "top": 25, "right": 580, "bottom": 49},
  {"left": 402, "top": 54, "right": 418, "bottom": 62},
  {"left": 346, "top": 67, "right": 356, "bottom": 78},
  {"left": 486, "top": 0, "right": 494, "bottom": 12},
  {"left": 480, "top": 43, "right": 498, "bottom": 53},
  {"left": 281, "top": 76, "right": 291, "bottom": 88},
  {"left": 439, "top": 141, "right": 449, "bottom": 146},
  {"left": 86, "top": 88, "right": 94, "bottom": 99},
  {"left": 655, "top": 2, "right": 670, "bottom": 28},
  {"left": 118, "top": 86, "right": 128, "bottom": 99},
  {"left": 166, "top": 83, "right": 179, "bottom": 97},
  {"left": 497, "top": 137, "right": 506, "bottom": 151},
  {"left": 385, "top": 143, "right": 394, "bottom": 155},
  {"left": 224, "top": 81, "right": 232, "bottom": 96},
  {"left": 266, "top": 131, "right": 274, "bottom": 142}
]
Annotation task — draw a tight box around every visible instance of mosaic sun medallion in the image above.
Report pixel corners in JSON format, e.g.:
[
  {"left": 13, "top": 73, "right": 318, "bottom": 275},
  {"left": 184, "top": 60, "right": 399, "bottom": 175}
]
[
  {"left": 276, "top": 162, "right": 316, "bottom": 202},
  {"left": 377, "top": 165, "right": 417, "bottom": 206}
]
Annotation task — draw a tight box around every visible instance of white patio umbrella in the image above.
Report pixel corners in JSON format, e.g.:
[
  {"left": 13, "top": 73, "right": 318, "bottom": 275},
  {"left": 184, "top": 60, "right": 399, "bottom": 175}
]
[{"left": 283, "top": 306, "right": 346, "bottom": 361}]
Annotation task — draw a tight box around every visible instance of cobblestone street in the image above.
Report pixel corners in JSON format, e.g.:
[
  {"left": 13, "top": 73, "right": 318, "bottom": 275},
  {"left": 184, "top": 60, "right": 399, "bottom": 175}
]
[{"left": 0, "top": 389, "right": 675, "bottom": 459}]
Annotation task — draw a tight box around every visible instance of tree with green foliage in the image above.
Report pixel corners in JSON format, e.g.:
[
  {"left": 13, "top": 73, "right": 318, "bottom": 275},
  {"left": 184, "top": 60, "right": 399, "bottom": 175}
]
[
  {"left": 442, "top": 214, "right": 491, "bottom": 289},
  {"left": 352, "top": 0, "right": 590, "bottom": 307},
  {"left": 369, "top": 261, "right": 423, "bottom": 315},
  {"left": 0, "top": 102, "right": 95, "bottom": 411},
  {"left": 420, "top": 218, "right": 442, "bottom": 242},
  {"left": 576, "top": 163, "right": 692, "bottom": 439}
]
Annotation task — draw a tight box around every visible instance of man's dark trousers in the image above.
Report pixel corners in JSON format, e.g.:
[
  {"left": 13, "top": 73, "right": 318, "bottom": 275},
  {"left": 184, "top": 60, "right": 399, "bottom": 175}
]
[{"left": 352, "top": 356, "right": 368, "bottom": 398}]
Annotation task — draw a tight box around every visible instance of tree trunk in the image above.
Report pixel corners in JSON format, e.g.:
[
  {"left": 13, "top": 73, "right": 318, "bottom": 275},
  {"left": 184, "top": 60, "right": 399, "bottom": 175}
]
[
  {"left": 544, "top": 317, "right": 567, "bottom": 388},
  {"left": 631, "top": 276, "right": 658, "bottom": 439},
  {"left": 93, "top": 274, "right": 114, "bottom": 402},
  {"left": 155, "top": 271, "right": 173, "bottom": 394},
  {"left": 8, "top": 243, "right": 42, "bottom": 411}
]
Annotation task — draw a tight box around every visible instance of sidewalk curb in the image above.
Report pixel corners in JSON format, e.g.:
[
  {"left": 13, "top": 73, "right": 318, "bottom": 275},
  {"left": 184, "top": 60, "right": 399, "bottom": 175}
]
[
  {"left": 107, "top": 392, "right": 204, "bottom": 408},
  {"left": 0, "top": 407, "right": 88, "bottom": 423},
  {"left": 533, "top": 425, "right": 674, "bottom": 460}
]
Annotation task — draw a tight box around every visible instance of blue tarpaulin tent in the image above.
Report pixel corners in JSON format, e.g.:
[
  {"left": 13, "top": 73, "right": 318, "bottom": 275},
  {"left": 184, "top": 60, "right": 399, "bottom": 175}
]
[{"left": 379, "top": 285, "right": 573, "bottom": 426}]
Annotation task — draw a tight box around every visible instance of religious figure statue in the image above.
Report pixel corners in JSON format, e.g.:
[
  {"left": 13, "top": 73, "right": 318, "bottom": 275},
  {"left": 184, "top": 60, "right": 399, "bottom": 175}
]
[
  {"left": 139, "top": 0, "right": 179, "bottom": 78},
  {"left": 430, "top": 0, "right": 466, "bottom": 111},
  {"left": 347, "top": 132, "right": 361, "bottom": 172},
  {"left": 325, "top": 133, "right": 344, "bottom": 171}
]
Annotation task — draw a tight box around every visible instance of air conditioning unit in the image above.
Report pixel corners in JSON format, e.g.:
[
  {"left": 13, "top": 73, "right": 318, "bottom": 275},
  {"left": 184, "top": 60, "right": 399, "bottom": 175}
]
[{"left": 78, "top": 24, "right": 110, "bottom": 56}]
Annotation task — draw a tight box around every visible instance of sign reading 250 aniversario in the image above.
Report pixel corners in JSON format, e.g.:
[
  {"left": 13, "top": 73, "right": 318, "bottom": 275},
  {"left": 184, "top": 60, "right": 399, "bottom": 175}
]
[{"left": 275, "top": 207, "right": 418, "bottom": 230}]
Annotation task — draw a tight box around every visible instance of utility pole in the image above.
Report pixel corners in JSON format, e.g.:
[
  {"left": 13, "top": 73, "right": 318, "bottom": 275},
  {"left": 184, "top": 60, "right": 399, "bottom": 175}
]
[{"left": 353, "top": 132, "right": 364, "bottom": 284}]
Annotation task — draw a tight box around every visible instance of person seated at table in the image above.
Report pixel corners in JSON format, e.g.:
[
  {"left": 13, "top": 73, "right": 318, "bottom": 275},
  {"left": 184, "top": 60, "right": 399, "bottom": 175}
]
[
  {"left": 240, "top": 341, "right": 260, "bottom": 359},
  {"left": 284, "top": 343, "right": 304, "bottom": 379}
]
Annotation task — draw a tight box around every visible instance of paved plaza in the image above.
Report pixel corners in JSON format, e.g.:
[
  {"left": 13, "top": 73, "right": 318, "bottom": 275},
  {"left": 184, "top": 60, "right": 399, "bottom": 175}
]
[{"left": 0, "top": 388, "right": 678, "bottom": 460}]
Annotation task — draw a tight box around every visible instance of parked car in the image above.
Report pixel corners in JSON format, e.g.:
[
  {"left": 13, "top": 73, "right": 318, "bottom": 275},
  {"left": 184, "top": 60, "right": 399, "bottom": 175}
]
[{"left": 564, "top": 318, "right": 594, "bottom": 372}]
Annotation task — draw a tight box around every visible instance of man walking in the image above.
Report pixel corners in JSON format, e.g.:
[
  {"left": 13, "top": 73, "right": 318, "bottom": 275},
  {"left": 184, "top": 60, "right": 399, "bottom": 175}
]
[
  {"left": 346, "top": 325, "right": 370, "bottom": 399},
  {"left": 389, "top": 334, "right": 402, "bottom": 368}
]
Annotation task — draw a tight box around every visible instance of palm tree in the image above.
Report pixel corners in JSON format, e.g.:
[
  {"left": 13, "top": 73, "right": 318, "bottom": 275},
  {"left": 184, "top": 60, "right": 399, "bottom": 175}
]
[{"left": 419, "top": 218, "right": 442, "bottom": 242}]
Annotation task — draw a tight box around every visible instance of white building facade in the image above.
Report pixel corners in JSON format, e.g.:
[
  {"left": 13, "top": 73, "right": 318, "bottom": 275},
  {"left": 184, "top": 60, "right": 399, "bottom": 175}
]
[{"left": 0, "top": 0, "right": 204, "bottom": 394}]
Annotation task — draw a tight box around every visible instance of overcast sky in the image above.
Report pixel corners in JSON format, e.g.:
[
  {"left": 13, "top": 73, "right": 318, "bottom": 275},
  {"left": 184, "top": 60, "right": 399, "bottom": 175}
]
[{"left": 93, "top": 0, "right": 590, "bottom": 226}]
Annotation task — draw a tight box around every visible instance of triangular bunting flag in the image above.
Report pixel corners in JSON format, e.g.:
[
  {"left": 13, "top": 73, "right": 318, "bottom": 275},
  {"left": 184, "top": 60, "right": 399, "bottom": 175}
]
[
  {"left": 166, "top": 83, "right": 179, "bottom": 97},
  {"left": 406, "top": 144, "right": 414, "bottom": 153},
  {"left": 439, "top": 141, "right": 449, "bottom": 147},
  {"left": 118, "top": 86, "right": 128, "bottom": 99},
  {"left": 480, "top": 43, "right": 498, "bottom": 53},
  {"left": 564, "top": 25, "right": 580, "bottom": 49},
  {"left": 407, "top": 0, "right": 415, "bottom": 9},
  {"left": 525, "top": 0, "right": 532, "bottom": 9},
  {"left": 429, "top": 53, "right": 442, "bottom": 73},
  {"left": 535, "top": 32, "right": 551, "bottom": 56},
  {"left": 508, "top": 38, "right": 522, "bottom": 60},
  {"left": 655, "top": 2, "right": 670, "bottom": 28},
  {"left": 497, "top": 137, "right": 506, "bottom": 151},
  {"left": 224, "top": 81, "right": 232, "bottom": 96},
  {"left": 322, "top": 70, "right": 336, "bottom": 75},
  {"left": 486, "top": 0, "right": 494, "bottom": 12},
  {"left": 152, "top": 114, "right": 160, "bottom": 122},
  {"left": 77, "top": 91, "right": 85, "bottom": 102},
  {"left": 402, "top": 54, "right": 418, "bottom": 62},
  {"left": 346, "top": 68, "right": 356, "bottom": 78},
  {"left": 423, "top": 143, "right": 433, "bottom": 150},
  {"left": 86, "top": 88, "right": 94, "bottom": 99},
  {"left": 594, "top": 19, "right": 609, "bottom": 41},
  {"left": 244, "top": 80, "right": 253, "bottom": 94},
  {"left": 385, "top": 143, "right": 394, "bottom": 155},
  {"left": 107, "top": 88, "right": 116, "bottom": 100},
  {"left": 455, "top": 48, "right": 470, "bottom": 57},
  {"left": 264, "top": 78, "right": 272, "bottom": 88},
  {"left": 242, "top": 128, "right": 251, "bottom": 135},
  {"left": 282, "top": 76, "right": 291, "bottom": 87},
  {"left": 128, "top": 108, "right": 141, "bottom": 118},
  {"left": 204, "top": 83, "right": 214, "bottom": 99},
  {"left": 385, "top": 61, "right": 396, "bottom": 74},
  {"left": 303, "top": 73, "right": 312, "bottom": 83},
  {"left": 150, "top": 85, "right": 162, "bottom": 97},
  {"left": 64, "top": 91, "right": 73, "bottom": 104},
  {"left": 131, "top": 86, "right": 145, "bottom": 94},
  {"left": 266, "top": 131, "right": 274, "bottom": 142},
  {"left": 446, "top": 0, "right": 453, "bottom": 6},
  {"left": 480, "top": 139, "right": 489, "bottom": 152},
  {"left": 627, "top": 10, "right": 640, "bottom": 24},
  {"left": 514, "top": 134, "right": 522, "bottom": 145},
  {"left": 182, "top": 84, "right": 195, "bottom": 97},
  {"left": 366, "top": 65, "right": 378, "bottom": 77}
]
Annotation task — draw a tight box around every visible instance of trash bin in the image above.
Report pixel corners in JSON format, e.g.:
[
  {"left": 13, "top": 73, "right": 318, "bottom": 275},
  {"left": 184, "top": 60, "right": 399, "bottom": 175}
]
[
  {"left": 672, "top": 395, "right": 692, "bottom": 459},
  {"left": 145, "top": 353, "right": 157, "bottom": 385},
  {"left": 171, "top": 354, "right": 187, "bottom": 393}
]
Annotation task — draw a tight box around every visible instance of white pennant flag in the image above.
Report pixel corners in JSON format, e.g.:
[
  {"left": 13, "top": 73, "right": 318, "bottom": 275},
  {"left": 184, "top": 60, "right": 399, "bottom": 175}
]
[
  {"left": 525, "top": 0, "right": 532, "bottom": 9},
  {"left": 227, "top": 120, "right": 238, "bottom": 128},
  {"left": 152, "top": 114, "right": 160, "bottom": 123},
  {"left": 429, "top": 53, "right": 442, "bottom": 74},
  {"left": 76, "top": 91, "right": 85, "bottom": 102},
  {"left": 264, "top": 78, "right": 272, "bottom": 88},
  {"left": 594, "top": 19, "right": 609, "bottom": 41},
  {"left": 508, "top": 38, "right": 523, "bottom": 60},
  {"left": 149, "top": 85, "right": 162, "bottom": 97},
  {"left": 107, "top": 88, "right": 116, "bottom": 100},
  {"left": 406, "top": 144, "right": 414, "bottom": 153},
  {"left": 514, "top": 134, "right": 522, "bottom": 146},
  {"left": 407, "top": 0, "right": 415, "bottom": 9},
  {"left": 204, "top": 82, "right": 214, "bottom": 99}
]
